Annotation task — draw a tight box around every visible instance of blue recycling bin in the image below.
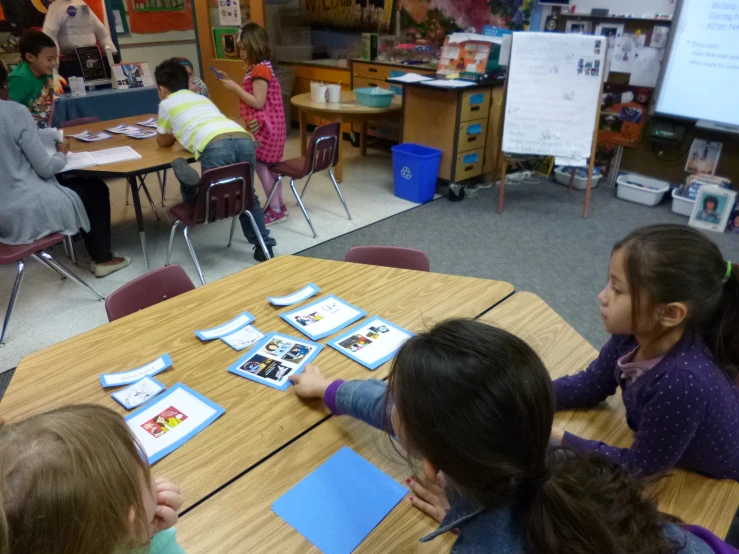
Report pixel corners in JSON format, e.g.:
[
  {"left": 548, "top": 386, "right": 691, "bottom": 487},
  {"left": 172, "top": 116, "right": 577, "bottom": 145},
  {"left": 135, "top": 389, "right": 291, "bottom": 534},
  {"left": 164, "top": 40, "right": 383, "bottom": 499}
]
[{"left": 391, "top": 143, "right": 442, "bottom": 203}]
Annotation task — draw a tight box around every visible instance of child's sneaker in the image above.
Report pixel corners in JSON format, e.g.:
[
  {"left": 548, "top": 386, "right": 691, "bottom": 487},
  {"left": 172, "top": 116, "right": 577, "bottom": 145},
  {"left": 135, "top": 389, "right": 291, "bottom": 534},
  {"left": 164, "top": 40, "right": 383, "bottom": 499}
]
[{"left": 264, "top": 208, "right": 287, "bottom": 226}]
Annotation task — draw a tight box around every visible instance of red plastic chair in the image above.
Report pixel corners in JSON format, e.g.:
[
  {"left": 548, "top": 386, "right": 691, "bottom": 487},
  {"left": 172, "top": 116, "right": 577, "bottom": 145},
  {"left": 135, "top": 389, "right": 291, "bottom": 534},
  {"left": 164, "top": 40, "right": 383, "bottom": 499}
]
[
  {"left": 165, "top": 161, "right": 270, "bottom": 285},
  {"left": 0, "top": 234, "right": 104, "bottom": 347},
  {"left": 344, "top": 246, "right": 430, "bottom": 272},
  {"left": 266, "top": 122, "right": 351, "bottom": 238},
  {"left": 105, "top": 265, "right": 195, "bottom": 322}
]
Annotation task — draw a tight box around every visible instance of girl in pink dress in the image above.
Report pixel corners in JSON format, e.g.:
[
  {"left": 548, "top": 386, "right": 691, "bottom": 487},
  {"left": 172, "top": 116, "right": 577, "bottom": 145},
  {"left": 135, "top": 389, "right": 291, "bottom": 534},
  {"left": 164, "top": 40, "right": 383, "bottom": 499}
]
[{"left": 218, "top": 23, "right": 287, "bottom": 225}]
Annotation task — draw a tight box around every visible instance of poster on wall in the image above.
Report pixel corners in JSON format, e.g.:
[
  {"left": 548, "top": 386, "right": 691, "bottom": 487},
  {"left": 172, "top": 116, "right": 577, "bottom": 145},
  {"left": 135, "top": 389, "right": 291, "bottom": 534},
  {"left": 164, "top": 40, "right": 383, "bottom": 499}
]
[
  {"left": 598, "top": 84, "right": 652, "bottom": 148},
  {"left": 125, "top": 0, "right": 193, "bottom": 33},
  {"left": 218, "top": 0, "right": 240, "bottom": 26},
  {"left": 303, "top": 0, "right": 395, "bottom": 33}
]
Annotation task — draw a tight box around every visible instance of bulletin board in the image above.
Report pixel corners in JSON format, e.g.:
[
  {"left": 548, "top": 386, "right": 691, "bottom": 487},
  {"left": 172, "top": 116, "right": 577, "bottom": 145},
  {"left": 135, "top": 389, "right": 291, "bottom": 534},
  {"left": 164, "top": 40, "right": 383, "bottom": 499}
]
[
  {"left": 125, "top": 0, "right": 193, "bottom": 32},
  {"left": 303, "top": 0, "right": 395, "bottom": 33}
]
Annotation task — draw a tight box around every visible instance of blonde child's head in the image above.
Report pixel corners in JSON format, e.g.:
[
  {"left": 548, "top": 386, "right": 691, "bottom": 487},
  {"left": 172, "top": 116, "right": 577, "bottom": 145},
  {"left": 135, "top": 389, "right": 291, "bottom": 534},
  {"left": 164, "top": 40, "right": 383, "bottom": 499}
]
[
  {"left": 0, "top": 404, "right": 156, "bottom": 554},
  {"left": 237, "top": 22, "right": 271, "bottom": 66}
]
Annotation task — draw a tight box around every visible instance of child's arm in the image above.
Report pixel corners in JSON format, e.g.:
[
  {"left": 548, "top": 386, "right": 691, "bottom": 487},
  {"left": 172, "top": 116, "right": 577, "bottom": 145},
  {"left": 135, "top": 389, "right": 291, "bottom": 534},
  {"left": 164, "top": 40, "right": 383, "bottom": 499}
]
[
  {"left": 561, "top": 370, "right": 706, "bottom": 476},
  {"left": 290, "top": 365, "right": 391, "bottom": 432},
  {"left": 155, "top": 102, "right": 176, "bottom": 148},
  {"left": 552, "top": 335, "right": 628, "bottom": 410},
  {"left": 216, "top": 70, "right": 269, "bottom": 110}
]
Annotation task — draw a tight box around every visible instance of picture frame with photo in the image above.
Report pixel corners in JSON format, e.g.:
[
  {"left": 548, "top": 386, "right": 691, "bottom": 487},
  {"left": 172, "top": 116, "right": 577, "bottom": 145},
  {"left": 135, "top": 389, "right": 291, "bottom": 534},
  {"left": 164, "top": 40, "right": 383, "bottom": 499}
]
[
  {"left": 565, "top": 20, "right": 592, "bottom": 34},
  {"left": 125, "top": 383, "right": 225, "bottom": 464},
  {"left": 227, "top": 332, "right": 323, "bottom": 391},
  {"left": 280, "top": 295, "right": 366, "bottom": 340},
  {"left": 328, "top": 317, "right": 414, "bottom": 371},
  {"left": 728, "top": 209, "right": 739, "bottom": 234},
  {"left": 595, "top": 23, "right": 624, "bottom": 39},
  {"left": 688, "top": 185, "right": 737, "bottom": 233},
  {"left": 685, "top": 138, "right": 723, "bottom": 175}
]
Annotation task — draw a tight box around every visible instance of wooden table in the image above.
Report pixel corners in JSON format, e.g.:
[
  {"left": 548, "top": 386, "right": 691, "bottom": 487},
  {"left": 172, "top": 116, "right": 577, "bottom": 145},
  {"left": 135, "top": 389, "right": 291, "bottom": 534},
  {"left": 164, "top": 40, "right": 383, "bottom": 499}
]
[
  {"left": 291, "top": 91, "right": 402, "bottom": 183},
  {"left": 63, "top": 114, "right": 194, "bottom": 270},
  {"left": 2, "top": 256, "right": 513, "bottom": 512},
  {"left": 480, "top": 292, "right": 739, "bottom": 537}
]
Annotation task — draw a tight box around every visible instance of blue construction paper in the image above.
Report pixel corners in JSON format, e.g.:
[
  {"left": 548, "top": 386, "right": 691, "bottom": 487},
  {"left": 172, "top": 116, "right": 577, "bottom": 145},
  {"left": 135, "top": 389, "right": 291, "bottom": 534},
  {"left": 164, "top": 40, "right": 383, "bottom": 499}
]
[
  {"left": 272, "top": 447, "right": 407, "bottom": 554},
  {"left": 463, "top": 152, "right": 479, "bottom": 164}
]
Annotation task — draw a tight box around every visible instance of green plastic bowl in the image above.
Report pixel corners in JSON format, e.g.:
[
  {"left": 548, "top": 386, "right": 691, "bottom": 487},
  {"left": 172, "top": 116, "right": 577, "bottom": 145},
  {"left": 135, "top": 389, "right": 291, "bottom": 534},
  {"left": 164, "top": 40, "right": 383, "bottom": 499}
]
[{"left": 355, "top": 87, "right": 394, "bottom": 108}]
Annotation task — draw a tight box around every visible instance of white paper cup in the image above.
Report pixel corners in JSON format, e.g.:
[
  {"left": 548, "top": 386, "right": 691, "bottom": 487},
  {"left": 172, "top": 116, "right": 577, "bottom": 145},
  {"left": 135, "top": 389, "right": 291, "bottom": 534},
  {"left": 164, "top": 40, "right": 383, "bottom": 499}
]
[
  {"left": 313, "top": 84, "right": 328, "bottom": 103},
  {"left": 327, "top": 84, "right": 341, "bottom": 103}
]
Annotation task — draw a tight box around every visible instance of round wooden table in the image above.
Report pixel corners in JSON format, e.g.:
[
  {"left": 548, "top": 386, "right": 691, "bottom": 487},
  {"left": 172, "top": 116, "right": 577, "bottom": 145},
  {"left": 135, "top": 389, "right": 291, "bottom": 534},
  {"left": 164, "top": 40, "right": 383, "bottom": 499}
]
[{"left": 291, "top": 91, "right": 402, "bottom": 182}]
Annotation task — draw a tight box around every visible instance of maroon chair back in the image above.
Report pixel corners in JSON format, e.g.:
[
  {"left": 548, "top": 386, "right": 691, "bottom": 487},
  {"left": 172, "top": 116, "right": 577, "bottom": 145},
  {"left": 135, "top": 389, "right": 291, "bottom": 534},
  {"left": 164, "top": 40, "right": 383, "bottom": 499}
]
[
  {"left": 60, "top": 116, "right": 101, "bottom": 128},
  {"left": 345, "top": 246, "right": 431, "bottom": 272},
  {"left": 194, "top": 162, "right": 255, "bottom": 224},
  {"left": 299, "top": 122, "right": 340, "bottom": 177},
  {"left": 105, "top": 265, "right": 195, "bottom": 322}
]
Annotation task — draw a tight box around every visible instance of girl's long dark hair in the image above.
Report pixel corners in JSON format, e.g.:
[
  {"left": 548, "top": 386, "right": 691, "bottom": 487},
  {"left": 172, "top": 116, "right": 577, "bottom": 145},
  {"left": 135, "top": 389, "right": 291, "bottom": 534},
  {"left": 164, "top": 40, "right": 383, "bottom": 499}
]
[
  {"left": 387, "top": 319, "right": 678, "bottom": 554},
  {"left": 615, "top": 224, "right": 739, "bottom": 380}
]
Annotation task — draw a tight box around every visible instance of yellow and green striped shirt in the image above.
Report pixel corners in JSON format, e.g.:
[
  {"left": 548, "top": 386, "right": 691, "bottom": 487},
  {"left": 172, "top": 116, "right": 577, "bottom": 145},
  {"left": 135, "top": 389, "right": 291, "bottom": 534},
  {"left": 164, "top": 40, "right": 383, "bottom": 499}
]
[{"left": 156, "top": 90, "right": 249, "bottom": 159}]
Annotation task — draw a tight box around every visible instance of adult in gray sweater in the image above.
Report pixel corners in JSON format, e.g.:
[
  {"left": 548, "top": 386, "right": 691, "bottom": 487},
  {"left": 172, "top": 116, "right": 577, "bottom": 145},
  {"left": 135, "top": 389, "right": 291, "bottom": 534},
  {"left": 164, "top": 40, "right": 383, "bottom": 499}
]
[{"left": 0, "top": 61, "right": 129, "bottom": 278}]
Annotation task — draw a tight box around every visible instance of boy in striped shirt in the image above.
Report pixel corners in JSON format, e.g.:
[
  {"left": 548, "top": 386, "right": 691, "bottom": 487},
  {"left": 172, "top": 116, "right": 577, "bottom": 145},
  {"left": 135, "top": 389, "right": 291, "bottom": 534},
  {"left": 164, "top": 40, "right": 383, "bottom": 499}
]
[{"left": 154, "top": 59, "right": 275, "bottom": 261}]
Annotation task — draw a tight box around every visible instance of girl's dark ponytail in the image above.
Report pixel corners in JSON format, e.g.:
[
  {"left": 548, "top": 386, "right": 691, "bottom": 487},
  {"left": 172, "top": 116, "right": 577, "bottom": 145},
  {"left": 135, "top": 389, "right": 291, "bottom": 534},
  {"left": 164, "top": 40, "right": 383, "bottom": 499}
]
[
  {"left": 524, "top": 450, "right": 678, "bottom": 554},
  {"left": 711, "top": 262, "right": 739, "bottom": 379}
]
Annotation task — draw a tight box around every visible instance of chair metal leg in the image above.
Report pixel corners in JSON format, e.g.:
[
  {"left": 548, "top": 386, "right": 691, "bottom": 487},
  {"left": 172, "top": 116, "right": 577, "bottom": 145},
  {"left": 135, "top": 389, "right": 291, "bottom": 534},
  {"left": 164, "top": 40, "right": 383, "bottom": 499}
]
[
  {"left": 242, "top": 210, "right": 272, "bottom": 261},
  {"left": 227, "top": 216, "right": 237, "bottom": 248},
  {"left": 0, "top": 260, "right": 25, "bottom": 347},
  {"left": 289, "top": 178, "right": 318, "bottom": 238},
  {"left": 298, "top": 174, "right": 313, "bottom": 202},
  {"left": 32, "top": 252, "right": 67, "bottom": 280},
  {"left": 32, "top": 251, "right": 104, "bottom": 302},
  {"left": 329, "top": 168, "right": 352, "bottom": 220},
  {"left": 138, "top": 176, "right": 161, "bottom": 221},
  {"left": 166, "top": 220, "right": 182, "bottom": 266},
  {"left": 158, "top": 171, "right": 167, "bottom": 207},
  {"left": 64, "top": 235, "right": 77, "bottom": 265},
  {"left": 125, "top": 184, "right": 130, "bottom": 205},
  {"left": 263, "top": 175, "right": 283, "bottom": 213},
  {"left": 183, "top": 227, "right": 206, "bottom": 286}
]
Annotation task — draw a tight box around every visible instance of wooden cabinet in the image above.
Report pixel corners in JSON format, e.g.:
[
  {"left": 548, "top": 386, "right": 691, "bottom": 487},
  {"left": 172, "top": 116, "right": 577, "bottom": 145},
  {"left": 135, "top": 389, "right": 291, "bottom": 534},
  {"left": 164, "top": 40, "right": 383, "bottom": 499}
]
[{"left": 401, "top": 83, "right": 503, "bottom": 183}]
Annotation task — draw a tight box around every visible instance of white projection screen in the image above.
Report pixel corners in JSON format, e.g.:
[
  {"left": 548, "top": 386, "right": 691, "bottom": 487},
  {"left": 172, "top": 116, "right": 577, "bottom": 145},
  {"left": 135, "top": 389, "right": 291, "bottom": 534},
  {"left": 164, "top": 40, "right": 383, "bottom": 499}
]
[{"left": 655, "top": 0, "right": 739, "bottom": 126}]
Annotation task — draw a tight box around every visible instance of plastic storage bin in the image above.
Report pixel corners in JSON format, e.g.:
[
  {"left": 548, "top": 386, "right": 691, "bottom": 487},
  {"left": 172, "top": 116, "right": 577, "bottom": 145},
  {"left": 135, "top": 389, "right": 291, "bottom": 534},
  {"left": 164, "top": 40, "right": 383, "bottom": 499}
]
[
  {"left": 553, "top": 166, "right": 602, "bottom": 190},
  {"left": 671, "top": 188, "right": 696, "bottom": 217},
  {"left": 616, "top": 173, "right": 671, "bottom": 206},
  {"left": 391, "top": 143, "right": 442, "bottom": 203},
  {"left": 354, "top": 87, "right": 394, "bottom": 108}
]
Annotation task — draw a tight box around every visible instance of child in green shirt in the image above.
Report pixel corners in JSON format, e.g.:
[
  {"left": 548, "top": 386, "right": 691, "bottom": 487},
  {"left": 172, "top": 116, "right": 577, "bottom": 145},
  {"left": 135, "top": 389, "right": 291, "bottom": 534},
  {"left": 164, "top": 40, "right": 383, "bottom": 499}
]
[{"left": 8, "top": 30, "right": 58, "bottom": 129}]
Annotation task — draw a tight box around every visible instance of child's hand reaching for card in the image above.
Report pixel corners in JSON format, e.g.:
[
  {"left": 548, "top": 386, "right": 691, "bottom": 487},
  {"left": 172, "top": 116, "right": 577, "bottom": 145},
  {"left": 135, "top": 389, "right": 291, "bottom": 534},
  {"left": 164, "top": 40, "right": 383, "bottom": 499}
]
[
  {"left": 289, "top": 364, "right": 331, "bottom": 399},
  {"left": 151, "top": 477, "right": 183, "bottom": 536}
]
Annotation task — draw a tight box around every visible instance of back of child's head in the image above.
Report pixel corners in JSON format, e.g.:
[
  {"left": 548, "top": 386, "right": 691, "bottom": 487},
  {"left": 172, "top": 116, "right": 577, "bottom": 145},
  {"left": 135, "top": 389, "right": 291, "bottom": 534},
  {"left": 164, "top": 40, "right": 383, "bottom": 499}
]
[
  {"left": 387, "top": 318, "right": 679, "bottom": 554},
  {"left": 615, "top": 224, "right": 739, "bottom": 378},
  {"left": 19, "top": 30, "right": 56, "bottom": 62},
  {"left": 0, "top": 404, "right": 151, "bottom": 554},
  {"left": 237, "top": 22, "right": 271, "bottom": 65},
  {"left": 155, "top": 58, "right": 189, "bottom": 93}
]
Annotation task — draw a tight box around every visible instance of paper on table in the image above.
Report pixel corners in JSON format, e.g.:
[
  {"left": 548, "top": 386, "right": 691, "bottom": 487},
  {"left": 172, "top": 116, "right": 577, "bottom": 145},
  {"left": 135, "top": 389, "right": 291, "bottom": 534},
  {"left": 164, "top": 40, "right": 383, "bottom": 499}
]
[
  {"left": 99, "top": 353, "right": 173, "bottom": 388},
  {"left": 388, "top": 73, "right": 433, "bottom": 83},
  {"left": 127, "top": 131, "right": 157, "bottom": 139},
  {"left": 106, "top": 124, "right": 142, "bottom": 135},
  {"left": 59, "top": 151, "right": 97, "bottom": 172},
  {"left": 502, "top": 33, "right": 605, "bottom": 159},
  {"left": 267, "top": 283, "right": 320, "bottom": 306},
  {"left": 195, "top": 311, "right": 255, "bottom": 341},
  {"left": 39, "top": 128, "right": 63, "bottom": 157},
  {"left": 272, "top": 447, "right": 407, "bottom": 554},
  {"left": 422, "top": 79, "right": 476, "bottom": 88},
  {"left": 136, "top": 117, "right": 158, "bottom": 128},
  {"left": 328, "top": 317, "right": 414, "bottom": 371},
  {"left": 629, "top": 47, "right": 664, "bottom": 87},
  {"left": 111, "top": 377, "right": 166, "bottom": 410},
  {"left": 69, "top": 130, "right": 112, "bottom": 142},
  {"left": 221, "top": 325, "right": 265, "bottom": 351},
  {"left": 89, "top": 146, "right": 142, "bottom": 165},
  {"left": 280, "top": 295, "right": 366, "bottom": 340}
]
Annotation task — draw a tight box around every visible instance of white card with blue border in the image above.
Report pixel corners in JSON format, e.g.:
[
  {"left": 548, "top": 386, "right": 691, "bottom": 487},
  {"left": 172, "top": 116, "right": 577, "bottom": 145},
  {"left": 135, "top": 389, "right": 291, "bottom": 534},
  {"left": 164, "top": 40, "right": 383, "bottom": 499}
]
[
  {"left": 328, "top": 317, "right": 414, "bottom": 370},
  {"left": 267, "top": 283, "right": 320, "bottom": 306},
  {"left": 125, "top": 383, "right": 225, "bottom": 464},
  {"left": 100, "top": 354, "right": 172, "bottom": 388},
  {"left": 195, "top": 311, "right": 255, "bottom": 341},
  {"left": 227, "top": 332, "right": 323, "bottom": 391},
  {"left": 111, "top": 377, "right": 166, "bottom": 410},
  {"left": 280, "top": 295, "right": 366, "bottom": 340}
]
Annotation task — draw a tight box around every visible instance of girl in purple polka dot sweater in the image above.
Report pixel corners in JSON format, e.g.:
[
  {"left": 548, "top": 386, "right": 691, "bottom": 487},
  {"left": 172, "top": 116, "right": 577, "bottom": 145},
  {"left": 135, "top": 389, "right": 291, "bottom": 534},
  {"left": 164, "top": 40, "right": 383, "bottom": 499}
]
[{"left": 552, "top": 224, "right": 739, "bottom": 480}]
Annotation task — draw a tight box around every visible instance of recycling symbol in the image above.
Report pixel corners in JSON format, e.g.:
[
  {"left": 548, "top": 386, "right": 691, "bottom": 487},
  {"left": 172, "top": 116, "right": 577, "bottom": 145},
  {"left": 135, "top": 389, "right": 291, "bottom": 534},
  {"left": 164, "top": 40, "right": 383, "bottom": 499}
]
[{"left": 400, "top": 166, "right": 412, "bottom": 180}]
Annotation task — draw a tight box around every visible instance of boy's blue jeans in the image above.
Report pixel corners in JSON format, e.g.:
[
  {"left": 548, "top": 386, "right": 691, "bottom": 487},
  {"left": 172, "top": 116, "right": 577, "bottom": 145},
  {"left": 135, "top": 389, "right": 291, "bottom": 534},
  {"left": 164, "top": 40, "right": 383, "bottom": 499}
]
[{"left": 180, "top": 137, "right": 275, "bottom": 248}]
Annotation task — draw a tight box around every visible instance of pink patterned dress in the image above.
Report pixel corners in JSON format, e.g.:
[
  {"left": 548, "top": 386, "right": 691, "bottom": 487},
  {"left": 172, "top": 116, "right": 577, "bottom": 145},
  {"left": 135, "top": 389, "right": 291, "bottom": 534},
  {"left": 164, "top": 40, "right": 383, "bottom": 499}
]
[{"left": 239, "top": 61, "right": 286, "bottom": 164}]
